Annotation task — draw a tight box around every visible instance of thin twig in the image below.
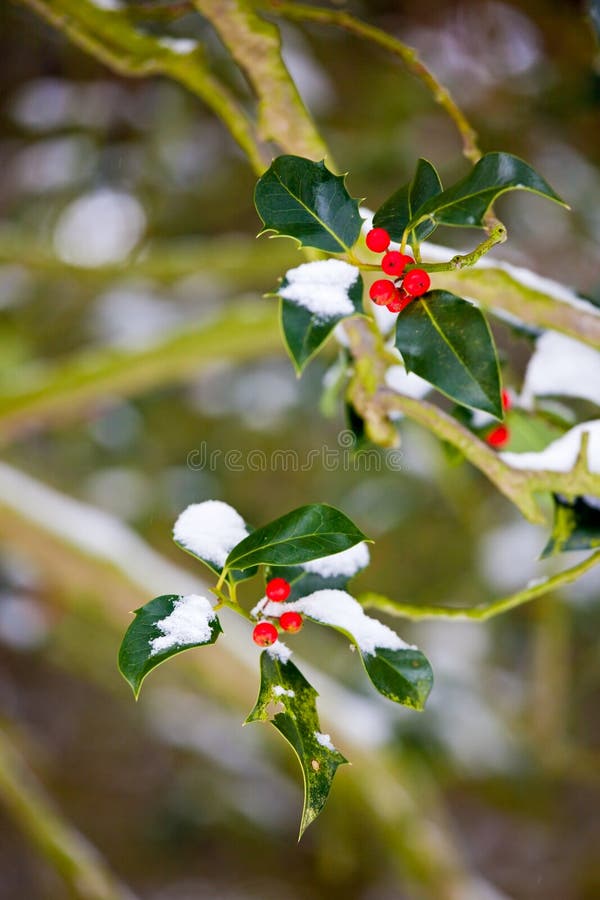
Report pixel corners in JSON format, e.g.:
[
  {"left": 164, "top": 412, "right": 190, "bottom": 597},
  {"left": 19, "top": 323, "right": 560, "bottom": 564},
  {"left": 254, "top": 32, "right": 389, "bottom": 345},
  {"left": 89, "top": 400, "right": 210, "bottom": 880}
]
[
  {"left": 359, "top": 551, "right": 600, "bottom": 621},
  {"left": 259, "top": 0, "right": 482, "bottom": 164}
]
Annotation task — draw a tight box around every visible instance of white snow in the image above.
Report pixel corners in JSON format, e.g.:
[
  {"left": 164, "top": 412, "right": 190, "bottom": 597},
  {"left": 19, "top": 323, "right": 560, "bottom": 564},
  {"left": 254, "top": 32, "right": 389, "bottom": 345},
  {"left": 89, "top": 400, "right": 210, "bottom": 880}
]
[
  {"left": 150, "top": 594, "right": 215, "bottom": 655},
  {"left": 89, "top": 0, "right": 122, "bottom": 9},
  {"left": 302, "top": 541, "right": 370, "bottom": 578},
  {"left": 521, "top": 332, "right": 600, "bottom": 408},
  {"left": 173, "top": 500, "right": 248, "bottom": 568},
  {"left": 278, "top": 259, "right": 359, "bottom": 319},
  {"left": 266, "top": 640, "right": 292, "bottom": 663},
  {"left": 314, "top": 731, "right": 336, "bottom": 751},
  {"left": 264, "top": 589, "right": 413, "bottom": 655},
  {"left": 273, "top": 685, "right": 295, "bottom": 698},
  {"left": 384, "top": 365, "right": 432, "bottom": 400},
  {"left": 501, "top": 420, "right": 600, "bottom": 473},
  {"left": 158, "top": 37, "right": 199, "bottom": 55}
]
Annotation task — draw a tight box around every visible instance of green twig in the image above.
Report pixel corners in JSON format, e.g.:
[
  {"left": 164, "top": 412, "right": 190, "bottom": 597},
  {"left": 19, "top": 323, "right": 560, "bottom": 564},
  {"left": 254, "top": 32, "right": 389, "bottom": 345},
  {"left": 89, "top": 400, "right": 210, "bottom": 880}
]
[
  {"left": 359, "top": 551, "right": 600, "bottom": 621},
  {"left": 259, "top": 0, "right": 481, "bottom": 164},
  {"left": 403, "top": 224, "right": 508, "bottom": 272}
]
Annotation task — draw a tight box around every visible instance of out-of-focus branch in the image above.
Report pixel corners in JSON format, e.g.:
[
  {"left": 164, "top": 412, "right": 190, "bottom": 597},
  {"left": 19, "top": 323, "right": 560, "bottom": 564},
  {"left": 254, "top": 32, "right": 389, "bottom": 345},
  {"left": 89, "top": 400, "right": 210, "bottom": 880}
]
[
  {"left": 0, "top": 301, "right": 281, "bottom": 442},
  {"left": 16, "top": 0, "right": 268, "bottom": 174},
  {"left": 0, "top": 726, "right": 137, "bottom": 900},
  {"left": 195, "top": 0, "right": 329, "bottom": 160},
  {"left": 258, "top": 0, "right": 481, "bottom": 164}
]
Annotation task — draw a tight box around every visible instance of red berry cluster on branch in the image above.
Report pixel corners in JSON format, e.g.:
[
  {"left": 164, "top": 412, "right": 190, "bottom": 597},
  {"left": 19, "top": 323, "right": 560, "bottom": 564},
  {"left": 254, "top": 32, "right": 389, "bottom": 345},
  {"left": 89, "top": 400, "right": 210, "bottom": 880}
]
[
  {"left": 366, "top": 228, "right": 431, "bottom": 313},
  {"left": 252, "top": 578, "right": 303, "bottom": 645}
]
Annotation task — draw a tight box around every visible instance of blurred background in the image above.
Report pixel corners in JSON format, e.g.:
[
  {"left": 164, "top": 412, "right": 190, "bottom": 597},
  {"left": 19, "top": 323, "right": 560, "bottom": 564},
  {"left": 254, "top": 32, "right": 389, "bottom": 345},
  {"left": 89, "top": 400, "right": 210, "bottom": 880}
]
[{"left": 1, "top": 1, "right": 600, "bottom": 898}]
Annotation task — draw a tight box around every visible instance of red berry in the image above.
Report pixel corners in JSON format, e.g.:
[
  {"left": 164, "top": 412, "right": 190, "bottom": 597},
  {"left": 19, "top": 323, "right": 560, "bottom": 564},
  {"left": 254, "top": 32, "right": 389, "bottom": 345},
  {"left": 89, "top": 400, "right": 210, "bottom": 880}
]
[
  {"left": 381, "top": 251, "right": 413, "bottom": 277},
  {"left": 366, "top": 227, "right": 390, "bottom": 253},
  {"left": 386, "top": 290, "right": 413, "bottom": 314},
  {"left": 279, "top": 611, "right": 303, "bottom": 633},
  {"left": 486, "top": 425, "right": 510, "bottom": 448},
  {"left": 501, "top": 389, "right": 512, "bottom": 411},
  {"left": 252, "top": 621, "right": 278, "bottom": 646},
  {"left": 369, "top": 279, "right": 398, "bottom": 306},
  {"left": 403, "top": 268, "right": 431, "bottom": 297},
  {"left": 266, "top": 577, "right": 291, "bottom": 602}
]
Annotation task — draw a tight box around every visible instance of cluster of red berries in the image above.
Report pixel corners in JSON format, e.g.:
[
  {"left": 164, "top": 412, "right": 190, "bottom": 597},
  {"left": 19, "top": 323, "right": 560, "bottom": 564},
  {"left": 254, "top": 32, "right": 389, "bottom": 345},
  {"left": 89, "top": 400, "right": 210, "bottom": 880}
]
[
  {"left": 366, "top": 227, "right": 431, "bottom": 313},
  {"left": 252, "top": 577, "right": 302, "bottom": 646},
  {"left": 486, "top": 390, "right": 511, "bottom": 448}
]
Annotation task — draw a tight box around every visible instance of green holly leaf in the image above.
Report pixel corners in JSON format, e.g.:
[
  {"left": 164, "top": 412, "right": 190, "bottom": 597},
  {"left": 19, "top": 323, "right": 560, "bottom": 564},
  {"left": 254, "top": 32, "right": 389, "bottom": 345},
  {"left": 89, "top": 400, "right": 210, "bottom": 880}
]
[
  {"left": 360, "top": 647, "right": 433, "bottom": 709},
  {"left": 278, "top": 262, "right": 363, "bottom": 373},
  {"left": 542, "top": 495, "right": 600, "bottom": 557},
  {"left": 394, "top": 290, "right": 502, "bottom": 417},
  {"left": 246, "top": 650, "right": 348, "bottom": 837},
  {"left": 406, "top": 152, "right": 567, "bottom": 232},
  {"left": 266, "top": 590, "right": 433, "bottom": 710},
  {"left": 224, "top": 504, "right": 368, "bottom": 571},
  {"left": 373, "top": 158, "right": 443, "bottom": 242},
  {"left": 119, "top": 594, "right": 222, "bottom": 698},
  {"left": 254, "top": 155, "right": 363, "bottom": 253}
]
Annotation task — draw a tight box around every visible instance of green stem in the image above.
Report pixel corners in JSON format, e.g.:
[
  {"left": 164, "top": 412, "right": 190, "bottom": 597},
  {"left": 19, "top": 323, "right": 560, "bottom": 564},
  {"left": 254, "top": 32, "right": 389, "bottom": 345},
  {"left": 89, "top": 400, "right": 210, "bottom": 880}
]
[
  {"left": 259, "top": 0, "right": 482, "bottom": 164},
  {"left": 358, "top": 551, "right": 600, "bottom": 621},
  {"left": 407, "top": 223, "right": 508, "bottom": 272}
]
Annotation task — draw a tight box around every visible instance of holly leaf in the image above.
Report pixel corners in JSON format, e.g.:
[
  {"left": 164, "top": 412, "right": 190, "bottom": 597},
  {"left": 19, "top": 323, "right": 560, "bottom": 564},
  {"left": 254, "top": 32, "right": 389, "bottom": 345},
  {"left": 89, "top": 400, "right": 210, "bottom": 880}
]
[
  {"left": 278, "top": 264, "right": 363, "bottom": 373},
  {"left": 373, "top": 158, "right": 443, "bottom": 242},
  {"left": 255, "top": 155, "right": 363, "bottom": 253},
  {"left": 542, "top": 494, "right": 600, "bottom": 557},
  {"left": 406, "top": 152, "right": 567, "bottom": 232},
  {"left": 119, "top": 594, "right": 222, "bottom": 698},
  {"left": 360, "top": 647, "right": 433, "bottom": 709},
  {"left": 224, "top": 504, "right": 368, "bottom": 571},
  {"left": 246, "top": 651, "right": 348, "bottom": 837},
  {"left": 394, "top": 290, "right": 502, "bottom": 417},
  {"left": 266, "top": 591, "right": 433, "bottom": 710}
]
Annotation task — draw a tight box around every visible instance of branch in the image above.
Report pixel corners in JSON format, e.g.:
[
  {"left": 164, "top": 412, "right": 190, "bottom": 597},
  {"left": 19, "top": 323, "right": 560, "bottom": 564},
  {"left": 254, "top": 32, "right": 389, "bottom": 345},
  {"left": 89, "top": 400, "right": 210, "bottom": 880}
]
[
  {"left": 432, "top": 264, "right": 600, "bottom": 350},
  {"left": 259, "top": 0, "right": 481, "bottom": 165},
  {"left": 195, "top": 0, "right": 329, "bottom": 159},
  {"left": 344, "top": 317, "right": 600, "bottom": 525},
  {"left": 0, "top": 727, "right": 137, "bottom": 900},
  {"left": 16, "top": 0, "right": 268, "bottom": 174},
  {"left": 0, "top": 302, "right": 280, "bottom": 442},
  {"left": 359, "top": 550, "right": 600, "bottom": 621}
]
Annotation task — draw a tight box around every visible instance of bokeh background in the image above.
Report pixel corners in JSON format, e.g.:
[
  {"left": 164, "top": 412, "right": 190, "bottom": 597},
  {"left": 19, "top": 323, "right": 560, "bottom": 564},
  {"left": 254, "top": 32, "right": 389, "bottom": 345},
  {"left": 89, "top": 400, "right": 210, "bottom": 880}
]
[{"left": 1, "top": 1, "right": 600, "bottom": 898}]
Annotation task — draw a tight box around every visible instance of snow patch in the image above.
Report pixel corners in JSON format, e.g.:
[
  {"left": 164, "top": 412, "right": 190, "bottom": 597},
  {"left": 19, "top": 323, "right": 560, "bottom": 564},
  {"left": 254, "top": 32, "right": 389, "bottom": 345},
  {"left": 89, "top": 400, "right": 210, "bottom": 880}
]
[
  {"left": 501, "top": 420, "right": 600, "bottom": 473},
  {"left": 150, "top": 594, "right": 215, "bottom": 655},
  {"left": 278, "top": 259, "right": 358, "bottom": 319},
  {"left": 315, "top": 731, "right": 336, "bottom": 751},
  {"left": 273, "top": 685, "right": 295, "bottom": 698},
  {"left": 385, "top": 365, "right": 432, "bottom": 400},
  {"left": 302, "top": 542, "right": 370, "bottom": 578},
  {"left": 158, "top": 37, "right": 199, "bottom": 54},
  {"left": 265, "top": 589, "right": 413, "bottom": 655},
  {"left": 173, "top": 500, "right": 248, "bottom": 568},
  {"left": 266, "top": 640, "right": 292, "bottom": 663},
  {"left": 521, "top": 332, "right": 600, "bottom": 408}
]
